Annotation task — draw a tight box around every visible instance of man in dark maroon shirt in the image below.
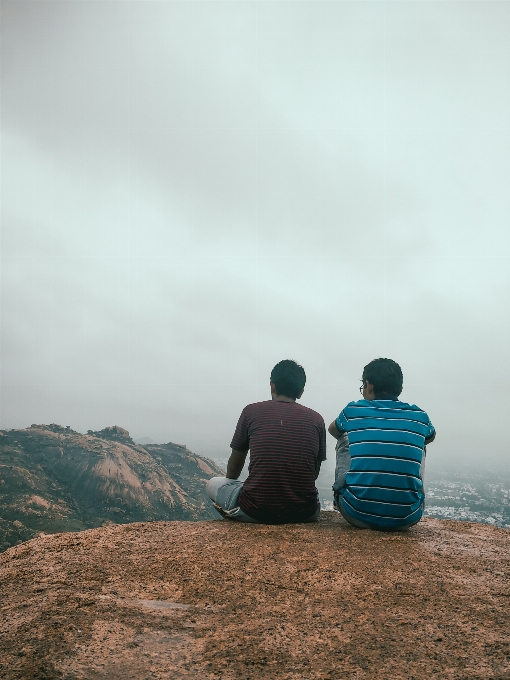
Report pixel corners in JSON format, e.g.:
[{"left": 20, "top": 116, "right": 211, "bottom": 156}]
[{"left": 206, "top": 360, "right": 327, "bottom": 524}]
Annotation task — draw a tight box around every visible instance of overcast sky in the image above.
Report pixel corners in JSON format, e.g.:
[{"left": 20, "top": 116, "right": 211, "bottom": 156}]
[{"left": 2, "top": 1, "right": 509, "bottom": 480}]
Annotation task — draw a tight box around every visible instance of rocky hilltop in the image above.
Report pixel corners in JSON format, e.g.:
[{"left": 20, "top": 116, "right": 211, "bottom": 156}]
[
  {"left": 0, "top": 514, "right": 508, "bottom": 679},
  {"left": 0, "top": 424, "right": 224, "bottom": 551}
]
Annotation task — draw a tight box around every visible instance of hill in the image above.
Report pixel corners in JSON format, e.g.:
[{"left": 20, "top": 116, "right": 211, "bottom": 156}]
[
  {"left": 0, "top": 514, "right": 508, "bottom": 679},
  {"left": 0, "top": 424, "right": 224, "bottom": 551}
]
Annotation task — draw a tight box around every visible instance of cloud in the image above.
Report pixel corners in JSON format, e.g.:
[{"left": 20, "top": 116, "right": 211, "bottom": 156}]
[{"left": 1, "top": 2, "right": 510, "bottom": 471}]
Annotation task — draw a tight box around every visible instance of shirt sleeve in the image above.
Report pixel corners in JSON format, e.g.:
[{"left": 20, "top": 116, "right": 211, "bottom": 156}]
[
  {"left": 424, "top": 418, "right": 435, "bottom": 440},
  {"left": 230, "top": 407, "right": 250, "bottom": 451},
  {"left": 335, "top": 409, "right": 348, "bottom": 434}
]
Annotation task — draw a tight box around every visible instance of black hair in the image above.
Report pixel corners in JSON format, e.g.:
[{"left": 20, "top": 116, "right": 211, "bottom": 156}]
[
  {"left": 362, "top": 358, "right": 403, "bottom": 397},
  {"left": 270, "top": 359, "right": 306, "bottom": 400}
]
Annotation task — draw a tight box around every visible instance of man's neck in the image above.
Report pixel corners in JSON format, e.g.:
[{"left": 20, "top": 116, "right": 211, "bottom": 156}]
[
  {"left": 272, "top": 395, "right": 296, "bottom": 403},
  {"left": 373, "top": 392, "right": 399, "bottom": 401}
]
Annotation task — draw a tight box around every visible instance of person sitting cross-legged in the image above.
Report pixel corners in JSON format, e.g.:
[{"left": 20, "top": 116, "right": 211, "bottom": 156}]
[
  {"left": 328, "top": 358, "right": 436, "bottom": 532},
  {"left": 206, "top": 359, "right": 327, "bottom": 524}
]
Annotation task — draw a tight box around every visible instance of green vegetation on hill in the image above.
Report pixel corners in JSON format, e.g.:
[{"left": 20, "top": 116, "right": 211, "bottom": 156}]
[{"left": 0, "top": 424, "right": 224, "bottom": 552}]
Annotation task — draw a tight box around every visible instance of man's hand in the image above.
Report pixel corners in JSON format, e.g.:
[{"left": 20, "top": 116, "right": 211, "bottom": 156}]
[
  {"left": 328, "top": 421, "right": 343, "bottom": 439},
  {"left": 226, "top": 449, "right": 248, "bottom": 479}
]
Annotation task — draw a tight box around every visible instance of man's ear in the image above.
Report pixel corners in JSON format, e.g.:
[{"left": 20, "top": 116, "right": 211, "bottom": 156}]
[{"left": 365, "top": 381, "right": 376, "bottom": 399}]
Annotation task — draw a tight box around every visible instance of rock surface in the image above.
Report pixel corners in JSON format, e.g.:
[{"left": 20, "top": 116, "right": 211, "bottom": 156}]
[
  {"left": 1, "top": 513, "right": 509, "bottom": 679},
  {"left": 0, "top": 424, "right": 225, "bottom": 551}
]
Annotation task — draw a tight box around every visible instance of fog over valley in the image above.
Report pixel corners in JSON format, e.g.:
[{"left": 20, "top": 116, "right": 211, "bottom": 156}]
[{"left": 2, "top": 2, "right": 510, "bottom": 482}]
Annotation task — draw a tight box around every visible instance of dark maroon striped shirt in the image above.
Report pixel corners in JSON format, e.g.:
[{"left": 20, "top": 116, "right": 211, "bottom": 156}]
[{"left": 230, "top": 400, "right": 327, "bottom": 523}]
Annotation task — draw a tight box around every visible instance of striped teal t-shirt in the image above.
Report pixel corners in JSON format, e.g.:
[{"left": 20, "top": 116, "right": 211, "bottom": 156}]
[{"left": 335, "top": 399, "right": 435, "bottom": 529}]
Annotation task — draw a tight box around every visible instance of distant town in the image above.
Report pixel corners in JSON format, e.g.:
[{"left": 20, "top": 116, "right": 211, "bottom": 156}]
[
  {"left": 421, "top": 468, "right": 510, "bottom": 529},
  {"left": 321, "top": 468, "right": 510, "bottom": 530}
]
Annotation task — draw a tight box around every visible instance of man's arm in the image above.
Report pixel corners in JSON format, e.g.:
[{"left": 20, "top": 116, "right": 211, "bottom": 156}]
[
  {"left": 328, "top": 421, "right": 343, "bottom": 440},
  {"left": 315, "top": 420, "right": 327, "bottom": 479},
  {"left": 226, "top": 449, "right": 248, "bottom": 479},
  {"left": 315, "top": 458, "right": 322, "bottom": 479}
]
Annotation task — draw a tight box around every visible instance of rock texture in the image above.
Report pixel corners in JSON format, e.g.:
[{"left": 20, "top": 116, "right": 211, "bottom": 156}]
[
  {"left": 1, "top": 514, "right": 509, "bottom": 679},
  {"left": 0, "top": 424, "right": 224, "bottom": 551}
]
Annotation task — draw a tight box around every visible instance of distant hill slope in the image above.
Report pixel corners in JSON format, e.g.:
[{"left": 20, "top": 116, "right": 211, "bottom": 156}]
[{"left": 0, "top": 424, "right": 225, "bottom": 551}]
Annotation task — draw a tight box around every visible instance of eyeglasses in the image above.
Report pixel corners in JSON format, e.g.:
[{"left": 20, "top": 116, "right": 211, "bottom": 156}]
[{"left": 359, "top": 382, "right": 365, "bottom": 395}]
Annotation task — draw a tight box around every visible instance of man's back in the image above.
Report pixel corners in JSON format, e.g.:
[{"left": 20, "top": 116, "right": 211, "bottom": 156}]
[
  {"left": 336, "top": 398, "right": 434, "bottom": 529},
  {"left": 231, "top": 400, "right": 326, "bottom": 523}
]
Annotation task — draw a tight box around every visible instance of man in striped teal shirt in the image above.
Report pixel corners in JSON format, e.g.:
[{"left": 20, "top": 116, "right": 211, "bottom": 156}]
[{"left": 328, "top": 358, "right": 435, "bottom": 531}]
